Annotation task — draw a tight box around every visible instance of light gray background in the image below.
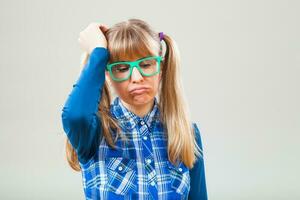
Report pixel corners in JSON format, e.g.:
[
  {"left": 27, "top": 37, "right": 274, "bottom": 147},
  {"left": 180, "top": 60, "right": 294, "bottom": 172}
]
[{"left": 0, "top": 0, "right": 299, "bottom": 199}]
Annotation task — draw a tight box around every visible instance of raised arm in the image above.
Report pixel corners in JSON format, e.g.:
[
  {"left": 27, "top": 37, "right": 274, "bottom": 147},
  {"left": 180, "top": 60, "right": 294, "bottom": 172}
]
[
  {"left": 61, "top": 47, "right": 109, "bottom": 164},
  {"left": 188, "top": 123, "right": 208, "bottom": 200},
  {"left": 61, "top": 23, "right": 110, "bottom": 164}
]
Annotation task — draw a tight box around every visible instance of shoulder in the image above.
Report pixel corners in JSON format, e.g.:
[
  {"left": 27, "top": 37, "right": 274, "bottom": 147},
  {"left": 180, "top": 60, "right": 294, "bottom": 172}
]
[
  {"left": 192, "top": 122, "right": 202, "bottom": 146},
  {"left": 191, "top": 122, "right": 204, "bottom": 157}
]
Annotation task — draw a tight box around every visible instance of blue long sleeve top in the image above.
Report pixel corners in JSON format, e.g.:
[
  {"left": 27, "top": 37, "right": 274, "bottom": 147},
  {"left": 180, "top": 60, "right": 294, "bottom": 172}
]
[{"left": 61, "top": 47, "right": 208, "bottom": 200}]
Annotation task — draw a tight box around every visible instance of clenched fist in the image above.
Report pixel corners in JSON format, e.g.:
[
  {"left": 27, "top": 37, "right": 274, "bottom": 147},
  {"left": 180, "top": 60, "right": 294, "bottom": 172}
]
[{"left": 78, "top": 23, "right": 108, "bottom": 54}]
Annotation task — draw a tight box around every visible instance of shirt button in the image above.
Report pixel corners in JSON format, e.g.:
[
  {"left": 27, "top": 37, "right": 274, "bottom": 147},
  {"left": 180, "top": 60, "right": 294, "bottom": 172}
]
[
  {"left": 118, "top": 166, "right": 123, "bottom": 171},
  {"left": 150, "top": 181, "right": 155, "bottom": 186},
  {"left": 146, "top": 159, "right": 152, "bottom": 164},
  {"left": 143, "top": 136, "right": 148, "bottom": 140},
  {"left": 140, "top": 120, "right": 145, "bottom": 125},
  {"left": 178, "top": 167, "right": 183, "bottom": 172}
]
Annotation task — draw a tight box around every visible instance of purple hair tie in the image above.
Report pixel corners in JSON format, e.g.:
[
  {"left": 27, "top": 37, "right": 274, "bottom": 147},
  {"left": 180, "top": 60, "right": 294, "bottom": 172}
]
[{"left": 159, "top": 32, "right": 164, "bottom": 41}]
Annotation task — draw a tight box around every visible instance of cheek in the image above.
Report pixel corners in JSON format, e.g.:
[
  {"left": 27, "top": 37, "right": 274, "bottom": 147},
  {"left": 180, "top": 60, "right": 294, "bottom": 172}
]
[
  {"left": 147, "top": 76, "right": 161, "bottom": 95},
  {"left": 154, "top": 74, "right": 161, "bottom": 87},
  {"left": 113, "top": 82, "right": 128, "bottom": 96}
]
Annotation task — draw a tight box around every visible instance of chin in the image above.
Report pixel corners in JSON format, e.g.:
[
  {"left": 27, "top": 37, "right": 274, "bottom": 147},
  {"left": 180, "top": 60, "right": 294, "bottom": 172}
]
[{"left": 130, "top": 94, "right": 154, "bottom": 105}]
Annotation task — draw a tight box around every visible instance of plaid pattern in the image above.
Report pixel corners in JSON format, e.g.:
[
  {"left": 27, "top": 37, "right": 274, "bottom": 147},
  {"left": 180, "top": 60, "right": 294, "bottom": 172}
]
[{"left": 79, "top": 96, "right": 191, "bottom": 200}]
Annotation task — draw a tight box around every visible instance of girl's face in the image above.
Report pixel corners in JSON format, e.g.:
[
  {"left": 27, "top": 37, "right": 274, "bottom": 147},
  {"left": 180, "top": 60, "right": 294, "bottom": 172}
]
[{"left": 105, "top": 55, "right": 162, "bottom": 107}]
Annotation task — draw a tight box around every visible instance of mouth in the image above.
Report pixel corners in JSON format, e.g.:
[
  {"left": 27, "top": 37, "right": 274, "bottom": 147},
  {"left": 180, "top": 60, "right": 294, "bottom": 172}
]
[
  {"left": 130, "top": 87, "right": 150, "bottom": 95},
  {"left": 130, "top": 88, "right": 148, "bottom": 95}
]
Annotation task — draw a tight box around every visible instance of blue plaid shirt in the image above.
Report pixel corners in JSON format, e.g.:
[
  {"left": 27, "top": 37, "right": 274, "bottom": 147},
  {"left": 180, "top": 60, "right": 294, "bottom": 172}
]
[{"left": 61, "top": 47, "right": 207, "bottom": 200}]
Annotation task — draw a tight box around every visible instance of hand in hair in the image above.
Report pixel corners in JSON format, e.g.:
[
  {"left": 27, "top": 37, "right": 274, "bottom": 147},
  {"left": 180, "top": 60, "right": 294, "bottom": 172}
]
[{"left": 78, "top": 22, "right": 108, "bottom": 54}]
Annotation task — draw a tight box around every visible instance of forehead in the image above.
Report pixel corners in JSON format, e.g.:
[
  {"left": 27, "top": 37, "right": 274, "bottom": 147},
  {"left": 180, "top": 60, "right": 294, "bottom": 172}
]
[
  {"left": 110, "top": 51, "right": 156, "bottom": 63},
  {"left": 115, "top": 54, "right": 154, "bottom": 62},
  {"left": 108, "top": 42, "right": 158, "bottom": 63}
]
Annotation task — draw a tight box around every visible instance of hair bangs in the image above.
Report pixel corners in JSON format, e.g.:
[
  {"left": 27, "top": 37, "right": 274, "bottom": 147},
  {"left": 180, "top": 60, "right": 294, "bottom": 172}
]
[{"left": 108, "top": 31, "right": 158, "bottom": 63}]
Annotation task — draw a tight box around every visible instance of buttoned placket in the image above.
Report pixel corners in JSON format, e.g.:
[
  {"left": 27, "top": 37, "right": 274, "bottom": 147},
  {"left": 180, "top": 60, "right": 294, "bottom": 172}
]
[{"left": 138, "top": 119, "right": 158, "bottom": 200}]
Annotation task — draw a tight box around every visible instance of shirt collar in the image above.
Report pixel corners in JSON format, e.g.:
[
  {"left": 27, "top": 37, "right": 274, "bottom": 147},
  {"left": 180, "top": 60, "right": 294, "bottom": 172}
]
[{"left": 110, "top": 96, "right": 161, "bottom": 131}]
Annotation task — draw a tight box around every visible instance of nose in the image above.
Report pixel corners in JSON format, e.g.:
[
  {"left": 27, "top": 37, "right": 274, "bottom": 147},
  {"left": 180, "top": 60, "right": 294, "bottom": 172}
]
[{"left": 131, "top": 66, "right": 144, "bottom": 83}]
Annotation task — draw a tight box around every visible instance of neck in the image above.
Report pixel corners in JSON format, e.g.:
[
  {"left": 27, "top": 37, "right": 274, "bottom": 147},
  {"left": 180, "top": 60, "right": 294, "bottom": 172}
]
[{"left": 120, "top": 98, "right": 155, "bottom": 118}]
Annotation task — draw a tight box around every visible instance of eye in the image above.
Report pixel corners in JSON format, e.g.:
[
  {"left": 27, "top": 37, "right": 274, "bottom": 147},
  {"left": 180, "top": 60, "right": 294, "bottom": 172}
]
[
  {"left": 117, "top": 66, "right": 129, "bottom": 72},
  {"left": 112, "top": 64, "right": 130, "bottom": 73},
  {"left": 140, "top": 64, "right": 151, "bottom": 68},
  {"left": 139, "top": 59, "right": 156, "bottom": 68}
]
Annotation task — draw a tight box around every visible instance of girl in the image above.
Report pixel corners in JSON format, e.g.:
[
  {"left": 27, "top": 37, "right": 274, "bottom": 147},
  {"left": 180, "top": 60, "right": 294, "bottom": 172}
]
[{"left": 61, "top": 18, "right": 207, "bottom": 200}]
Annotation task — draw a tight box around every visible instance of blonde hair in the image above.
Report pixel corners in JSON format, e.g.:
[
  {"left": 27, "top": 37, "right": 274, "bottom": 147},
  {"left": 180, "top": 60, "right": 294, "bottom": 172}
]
[{"left": 65, "top": 18, "right": 202, "bottom": 171}]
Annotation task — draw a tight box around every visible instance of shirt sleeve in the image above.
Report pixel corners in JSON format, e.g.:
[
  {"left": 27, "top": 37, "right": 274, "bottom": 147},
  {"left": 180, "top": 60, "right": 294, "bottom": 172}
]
[
  {"left": 188, "top": 123, "right": 208, "bottom": 200},
  {"left": 61, "top": 47, "right": 110, "bottom": 164}
]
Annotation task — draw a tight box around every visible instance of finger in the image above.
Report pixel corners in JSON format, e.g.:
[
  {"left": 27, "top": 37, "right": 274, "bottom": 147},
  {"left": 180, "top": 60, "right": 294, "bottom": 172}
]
[{"left": 99, "top": 24, "right": 109, "bottom": 33}]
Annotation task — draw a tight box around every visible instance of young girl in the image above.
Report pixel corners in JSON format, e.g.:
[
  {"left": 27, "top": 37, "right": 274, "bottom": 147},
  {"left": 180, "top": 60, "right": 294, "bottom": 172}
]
[{"left": 61, "top": 18, "right": 207, "bottom": 200}]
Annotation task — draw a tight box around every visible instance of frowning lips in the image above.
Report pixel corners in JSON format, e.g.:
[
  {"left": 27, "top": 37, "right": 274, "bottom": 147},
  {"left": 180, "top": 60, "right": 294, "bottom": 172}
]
[{"left": 129, "top": 86, "right": 150, "bottom": 94}]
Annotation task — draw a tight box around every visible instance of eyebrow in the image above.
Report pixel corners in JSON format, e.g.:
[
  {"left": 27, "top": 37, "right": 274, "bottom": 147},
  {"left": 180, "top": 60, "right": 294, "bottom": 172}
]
[{"left": 117, "top": 55, "right": 151, "bottom": 62}]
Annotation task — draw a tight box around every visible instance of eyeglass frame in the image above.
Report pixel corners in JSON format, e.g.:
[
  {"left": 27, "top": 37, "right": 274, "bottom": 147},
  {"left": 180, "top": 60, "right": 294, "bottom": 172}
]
[{"left": 106, "top": 55, "right": 163, "bottom": 82}]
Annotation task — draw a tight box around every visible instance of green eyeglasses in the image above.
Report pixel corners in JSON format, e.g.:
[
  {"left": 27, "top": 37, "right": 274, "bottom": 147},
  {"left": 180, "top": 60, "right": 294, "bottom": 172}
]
[{"left": 106, "top": 55, "right": 163, "bottom": 82}]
